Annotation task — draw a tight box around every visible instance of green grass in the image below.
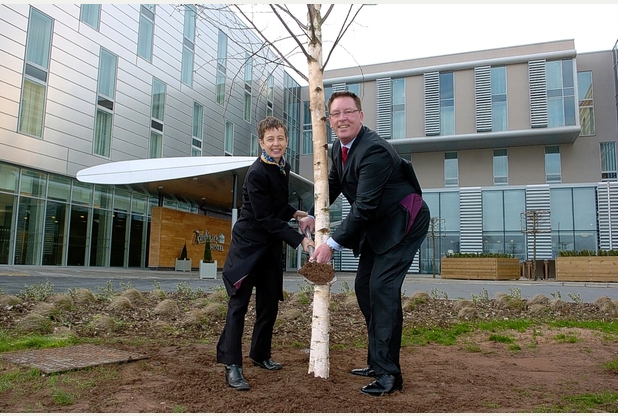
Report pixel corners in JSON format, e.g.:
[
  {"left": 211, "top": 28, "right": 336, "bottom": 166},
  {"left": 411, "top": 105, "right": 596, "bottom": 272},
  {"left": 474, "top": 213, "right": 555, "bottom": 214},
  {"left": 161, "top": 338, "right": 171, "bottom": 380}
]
[
  {"left": 476, "top": 318, "right": 533, "bottom": 332},
  {"left": 0, "top": 368, "right": 41, "bottom": 394},
  {"left": 402, "top": 323, "right": 472, "bottom": 346},
  {"left": 553, "top": 333, "right": 579, "bottom": 343},
  {"left": 0, "top": 331, "right": 78, "bottom": 353},
  {"left": 602, "top": 358, "right": 618, "bottom": 373},
  {"left": 533, "top": 391, "right": 618, "bottom": 412},
  {"left": 488, "top": 334, "right": 514, "bottom": 343},
  {"left": 52, "top": 389, "right": 76, "bottom": 406},
  {"left": 548, "top": 320, "right": 618, "bottom": 334}
]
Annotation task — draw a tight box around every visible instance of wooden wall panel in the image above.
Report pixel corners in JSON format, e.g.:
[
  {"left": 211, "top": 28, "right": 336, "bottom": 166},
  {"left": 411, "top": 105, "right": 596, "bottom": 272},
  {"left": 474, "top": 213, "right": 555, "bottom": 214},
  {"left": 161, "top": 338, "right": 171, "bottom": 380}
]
[{"left": 148, "top": 207, "right": 231, "bottom": 269}]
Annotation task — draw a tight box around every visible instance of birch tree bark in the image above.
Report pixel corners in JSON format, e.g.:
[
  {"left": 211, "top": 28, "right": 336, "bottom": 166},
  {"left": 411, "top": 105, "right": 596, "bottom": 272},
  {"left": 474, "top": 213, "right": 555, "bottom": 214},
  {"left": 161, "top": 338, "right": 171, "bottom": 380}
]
[{"left": 305, "top": 4, "right": 331, "bottom": 379}]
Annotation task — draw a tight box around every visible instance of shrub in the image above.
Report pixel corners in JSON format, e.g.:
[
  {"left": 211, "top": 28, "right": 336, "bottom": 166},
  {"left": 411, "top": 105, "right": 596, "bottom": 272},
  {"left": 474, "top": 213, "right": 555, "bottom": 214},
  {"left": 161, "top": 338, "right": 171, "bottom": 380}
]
[
  {"left": 445, "top": 252, "right": 515, "bottom": 258},
  {"left": 558, "top": 249, "right": 618, "bottom": 257}
]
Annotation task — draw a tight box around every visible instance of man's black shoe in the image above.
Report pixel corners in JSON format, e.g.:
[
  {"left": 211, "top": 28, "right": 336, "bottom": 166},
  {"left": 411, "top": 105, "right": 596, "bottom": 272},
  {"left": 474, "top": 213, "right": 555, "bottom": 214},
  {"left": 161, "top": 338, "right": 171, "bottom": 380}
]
[
  {"left": 351, "top": 366, "right": 376, "bottom": 377},
  {"left": 252, "top": 357, "right": 282, "bottom": 370},
  {"left": 224, "top": 364, "right": 250, "bottom": 390},
  {"left": 360, "top": 373, "right": 403, "bottom": 396}
]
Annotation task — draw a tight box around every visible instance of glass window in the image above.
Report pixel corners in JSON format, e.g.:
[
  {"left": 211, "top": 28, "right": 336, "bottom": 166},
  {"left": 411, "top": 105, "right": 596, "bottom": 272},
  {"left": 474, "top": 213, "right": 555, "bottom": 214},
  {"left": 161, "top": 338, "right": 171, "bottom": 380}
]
[
  {"left": 244, "top": 92, "right": 252, "bottom": 122},
  {"left": 444, "top": 151, "right": 458, "bottom": 187},
  {"left": 440, "top": 72, "right": 454, "bottom": 135},
  {"left": 15, "top": 196, "right": 45, "bottom": 265},
  {"left": 94, "top": 108, "right": 112, "bottom": 157},
  {"left": 79, "top": 4, "right": 101, "bottom": 30},
  {"left": 18, "top": 79, "right": 46, "bottom": 137},
  {"left": 47, "top": 174, "right": 71, "bottom": 202},
  {"left": 20, "top": 169, "right": 47, "bottom": 198},
  {"left": 392, "top": 78, "right": 405, "bottom": 139},
  {"left": 137, "top": 5, "right": 155, "bottom": 61},
  {"left": 149, "top": 131, "right": 162, "bottom": 158},
  {"left": 600, "top": 142, "right": 617, "bottom": 180},
  {"left": 151, "top": 78, "right": 165, "bottom": 122},
  {"left": 192, "top": 101, "right": 203, "bottom": 156},
  {"left": 250, "top": 134, "right": 258, "bottom": 157},
  {"left": 26, "top": 8, "right": 53, "bottom": 69},
  {"left": 90, "top": 208, "right": 112, "bottom": 266},
  {"left": 482, "top": 190, "right": 503, "bottom": 231},
  {"left": 98, "top": 49, "right": 117, "bottom": 99},
  {"left": 0, "top": 193, "right": 16, "bottom": 264},
  {"left": 267, "top": 75, "right": 274, "bottom": 116},
  {"left": 493, "top": 148, "right": 508, "bottom": 185},
  {"left": 224, "top": 121, "right": 234, "bottom": 155},
  {"left": 545, "top": 145, "right": 561, "bottom": 183},
  {"left": 181, "top": 44, "right": 194, "bottom": 86},
  {"left": 0, "top": 163, "right": 19, "bottom": 192},
  {"left": 302, "top": 100, "right": 313, "bottom": 155},
  {"left": 114, "top": 187, "right": 131, "bottom": 212},
  {"left": 216, "top": 30, "right": 227, "bottom": 105},
  {"left": 19, "top": 8, "right": 53, "bottom": 138},
  {"left": 93, "top": 184, "right": 113, "bottom": 209},
  {"left": 491, "top": 66, "right": 507, "bottom": 131},
  {"left": 577, "top": 71, "right": 595, "bottom": 136},
  {"left": 183, "top": 5, "right": 196, "bottom": 43},
  {"left": 546, "top": 59, "right": 576, "bottom": 128},
  {"left": 43, "top": 200, "right": 66, "bottom": 265},
  {"left": 71, "top": 181, "right": 93, "bottom": 205}
]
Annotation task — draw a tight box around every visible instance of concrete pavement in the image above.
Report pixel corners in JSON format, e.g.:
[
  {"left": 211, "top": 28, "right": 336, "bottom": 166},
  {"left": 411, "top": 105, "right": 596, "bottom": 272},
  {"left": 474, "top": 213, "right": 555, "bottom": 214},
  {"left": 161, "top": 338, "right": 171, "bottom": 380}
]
[{"left": 0, "top": 265, "right": 616, "bottom": 303}]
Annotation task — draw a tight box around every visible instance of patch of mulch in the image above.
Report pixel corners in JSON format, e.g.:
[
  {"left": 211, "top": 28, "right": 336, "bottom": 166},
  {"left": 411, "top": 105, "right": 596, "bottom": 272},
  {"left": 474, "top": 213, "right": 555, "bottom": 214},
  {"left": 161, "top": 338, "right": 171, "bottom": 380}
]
[{"left": 0, "top": 289, "right": 617, "bottom": 412}]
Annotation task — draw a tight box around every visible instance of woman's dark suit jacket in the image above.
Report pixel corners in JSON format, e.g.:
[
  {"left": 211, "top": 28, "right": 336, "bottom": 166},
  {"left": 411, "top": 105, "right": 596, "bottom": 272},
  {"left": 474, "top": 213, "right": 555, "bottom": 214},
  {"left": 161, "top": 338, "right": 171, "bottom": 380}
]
[
  {"left": 324, "top": 125, "right": 423, "bottom": 257},
  {"left": 222, "top": 157, "right": 304, "bottom": 298}
]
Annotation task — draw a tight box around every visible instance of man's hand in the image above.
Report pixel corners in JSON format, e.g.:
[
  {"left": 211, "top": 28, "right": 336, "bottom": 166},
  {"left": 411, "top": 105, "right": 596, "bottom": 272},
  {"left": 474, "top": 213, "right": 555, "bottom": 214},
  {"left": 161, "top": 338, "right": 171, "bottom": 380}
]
[{"left": 310, "top": 243, "right": 333, "bottom": 264}]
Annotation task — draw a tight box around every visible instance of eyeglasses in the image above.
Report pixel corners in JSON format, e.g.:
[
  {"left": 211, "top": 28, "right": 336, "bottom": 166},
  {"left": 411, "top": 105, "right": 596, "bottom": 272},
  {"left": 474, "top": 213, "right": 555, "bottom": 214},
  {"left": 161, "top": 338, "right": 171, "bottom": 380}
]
[{"left": 329, "top": 109, "right": 360, "bottom": 119}]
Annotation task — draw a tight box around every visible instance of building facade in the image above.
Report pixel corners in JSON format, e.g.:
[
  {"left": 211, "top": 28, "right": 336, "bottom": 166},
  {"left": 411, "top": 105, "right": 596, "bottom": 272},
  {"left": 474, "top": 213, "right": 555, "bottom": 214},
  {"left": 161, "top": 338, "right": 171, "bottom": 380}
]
[
  {"left": 300, "top": 40, "right": 618, "bottom": 275},
  {"left": 0, "top": 4, "right": 307, "bottom": 268}
]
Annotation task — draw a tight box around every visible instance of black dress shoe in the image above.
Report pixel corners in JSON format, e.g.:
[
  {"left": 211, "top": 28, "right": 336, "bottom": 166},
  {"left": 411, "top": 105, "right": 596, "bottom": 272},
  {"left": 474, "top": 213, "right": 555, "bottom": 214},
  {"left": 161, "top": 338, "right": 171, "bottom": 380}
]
[
  {"left": 351, "top": 366, "right": 376, "bottom": 377},
  {"left": 252, "top": 357, "right": 282, "bottom": 370},
  {"left": 360, "top": 373, "right": 403, "bottom": 396},
  {"left": 224, "top": 364, "right": 250, "bottom": 390}
]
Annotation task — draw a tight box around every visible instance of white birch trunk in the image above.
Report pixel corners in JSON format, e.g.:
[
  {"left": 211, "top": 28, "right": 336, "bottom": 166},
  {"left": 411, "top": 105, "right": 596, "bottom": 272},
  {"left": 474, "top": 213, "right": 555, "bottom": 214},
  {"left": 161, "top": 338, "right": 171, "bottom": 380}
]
[{"left": 306, "top": 4, "right": 331, "bottom": 379}]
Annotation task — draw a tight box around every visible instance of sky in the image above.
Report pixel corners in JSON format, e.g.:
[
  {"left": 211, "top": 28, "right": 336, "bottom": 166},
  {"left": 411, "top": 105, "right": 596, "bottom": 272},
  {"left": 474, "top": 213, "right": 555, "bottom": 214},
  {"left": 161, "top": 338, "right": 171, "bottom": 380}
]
[{"left": 244, "top": 3, "right": 618, "bottom": 84}]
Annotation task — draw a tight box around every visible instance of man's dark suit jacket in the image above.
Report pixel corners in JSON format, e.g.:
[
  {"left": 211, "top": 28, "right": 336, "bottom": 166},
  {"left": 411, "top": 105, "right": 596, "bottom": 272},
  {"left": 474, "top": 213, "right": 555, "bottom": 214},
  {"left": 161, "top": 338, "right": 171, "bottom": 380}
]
[
  {"left": 222, "top": 157, "right": 304, "bottom": 297},
  {"left": 320, "top": 125, "right": 423, "bottom": 257}
]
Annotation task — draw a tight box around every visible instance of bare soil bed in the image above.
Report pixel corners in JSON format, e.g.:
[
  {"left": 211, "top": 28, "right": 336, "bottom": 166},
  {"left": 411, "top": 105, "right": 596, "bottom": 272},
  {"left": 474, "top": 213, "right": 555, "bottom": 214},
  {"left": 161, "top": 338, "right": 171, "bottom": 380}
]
[{"left": 0, "top": 286, "right": 617, "bottom": 412}]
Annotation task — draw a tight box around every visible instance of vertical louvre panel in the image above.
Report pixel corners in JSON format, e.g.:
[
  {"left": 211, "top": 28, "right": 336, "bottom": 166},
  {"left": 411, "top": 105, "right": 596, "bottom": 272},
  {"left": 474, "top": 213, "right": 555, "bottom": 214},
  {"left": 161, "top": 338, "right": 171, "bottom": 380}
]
[
  {"left": 459, "top": 188, "right": 483, "bottom": 253},
  {"left": 597, "top": 182, "right": 618, "bottom": 250},
  {"left": 329, "top": 83, "right": 347, "bottom": 141},
  {"left": 524, "top": 185, "right": 552, "bottom": 259},
  {"left": 529, "top": 60, "right": 548, "bottom": 128},
  {"left": 424, "top": 72, "right": 440, "bottom": 136},
  {"left": 338, "top": 197, "right": 358, "bottom": 271},
  {"left": 376, "top": 77, "right": 392, "bottom": 138},
  {"left": 474, "top": 66, "right": 492, "bottom": 132}
]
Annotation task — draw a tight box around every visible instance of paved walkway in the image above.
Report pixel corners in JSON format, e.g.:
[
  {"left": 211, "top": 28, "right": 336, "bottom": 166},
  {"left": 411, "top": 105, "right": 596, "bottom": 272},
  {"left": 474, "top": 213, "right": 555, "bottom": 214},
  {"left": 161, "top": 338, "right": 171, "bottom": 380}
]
[{"left": 0, "top": 265, "right": 616, "bottom": 303}]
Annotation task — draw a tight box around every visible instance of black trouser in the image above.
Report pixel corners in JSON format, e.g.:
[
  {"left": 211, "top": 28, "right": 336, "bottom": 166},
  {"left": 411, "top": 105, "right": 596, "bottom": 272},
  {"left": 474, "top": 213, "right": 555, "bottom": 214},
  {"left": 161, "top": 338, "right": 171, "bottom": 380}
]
[
  {"left": 217, "top": 245, "right": 281, "bottom": 366},
  {"left": 354, "top": 202, "right": 430, "bottom": 376}
]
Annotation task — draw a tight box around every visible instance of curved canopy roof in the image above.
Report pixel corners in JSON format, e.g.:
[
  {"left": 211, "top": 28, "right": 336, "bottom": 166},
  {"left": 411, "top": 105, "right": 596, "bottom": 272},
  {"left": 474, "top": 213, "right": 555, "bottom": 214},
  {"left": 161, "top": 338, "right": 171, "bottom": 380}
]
[{"left": 76, "top": 156, "right": 314, "bottom": 214}]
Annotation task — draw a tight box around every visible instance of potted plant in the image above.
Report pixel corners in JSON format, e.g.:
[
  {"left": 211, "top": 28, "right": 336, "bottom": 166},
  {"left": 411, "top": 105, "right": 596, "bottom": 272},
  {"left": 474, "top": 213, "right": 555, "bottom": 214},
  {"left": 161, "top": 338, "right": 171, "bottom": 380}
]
[
  {"left": 175, "top": 241, "right": 192, "bottom": 272},
  {"left": 199, "top": 238, "right": 218, "bottom": 279}
]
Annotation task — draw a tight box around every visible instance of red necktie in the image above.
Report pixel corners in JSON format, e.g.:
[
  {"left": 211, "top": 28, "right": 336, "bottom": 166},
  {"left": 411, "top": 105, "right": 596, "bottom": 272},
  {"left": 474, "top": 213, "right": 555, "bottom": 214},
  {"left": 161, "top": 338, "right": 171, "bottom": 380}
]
[{"left": 342, "top": 146, "right": 348, "bottom": 165}]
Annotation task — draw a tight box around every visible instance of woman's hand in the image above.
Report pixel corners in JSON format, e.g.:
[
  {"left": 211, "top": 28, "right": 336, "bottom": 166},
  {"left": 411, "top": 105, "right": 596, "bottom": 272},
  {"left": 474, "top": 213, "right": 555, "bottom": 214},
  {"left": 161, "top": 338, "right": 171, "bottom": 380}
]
[
  {"left": 301, "top": 237, "right": 315, "bottom": 253},
  {"left": 293, "top": 210, "right": 308, "bottom": 221}
]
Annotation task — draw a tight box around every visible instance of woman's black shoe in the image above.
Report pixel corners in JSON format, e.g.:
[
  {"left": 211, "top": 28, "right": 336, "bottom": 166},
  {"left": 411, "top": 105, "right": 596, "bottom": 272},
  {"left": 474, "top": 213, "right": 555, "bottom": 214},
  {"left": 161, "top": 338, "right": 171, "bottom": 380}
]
[
  {"left": 252, "top": 357, "right": 282, "bottom": 370},
  {"left": 351, "top": 366, "right": 376, "bottom": 377},
  {"left": 224, "top": 364, "right": 250, "bottom": 390}
]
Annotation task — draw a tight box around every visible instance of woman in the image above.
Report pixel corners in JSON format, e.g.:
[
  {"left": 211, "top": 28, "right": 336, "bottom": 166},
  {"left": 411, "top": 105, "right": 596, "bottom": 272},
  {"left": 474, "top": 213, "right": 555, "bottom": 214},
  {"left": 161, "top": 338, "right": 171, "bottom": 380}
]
[{"left": 216, "top": 116, "right": 314, "bottom": 391}]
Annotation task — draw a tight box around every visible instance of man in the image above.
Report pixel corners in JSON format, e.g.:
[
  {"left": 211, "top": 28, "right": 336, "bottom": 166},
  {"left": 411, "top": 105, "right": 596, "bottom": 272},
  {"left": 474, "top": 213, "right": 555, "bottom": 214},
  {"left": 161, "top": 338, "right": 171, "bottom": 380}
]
[{"left": 300, "top": 91, "right": 430, "bottom": 396}]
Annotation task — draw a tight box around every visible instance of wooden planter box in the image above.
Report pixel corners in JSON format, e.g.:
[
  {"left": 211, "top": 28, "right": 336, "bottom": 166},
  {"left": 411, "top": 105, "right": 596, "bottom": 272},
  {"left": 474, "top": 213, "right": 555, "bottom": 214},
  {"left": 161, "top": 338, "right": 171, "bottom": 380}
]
[
  {"left": 440, "top": 257, "right": 521, "bottom": 280},
  {"left": 555, "top": 256, "right": 618, "bottom": 282}
]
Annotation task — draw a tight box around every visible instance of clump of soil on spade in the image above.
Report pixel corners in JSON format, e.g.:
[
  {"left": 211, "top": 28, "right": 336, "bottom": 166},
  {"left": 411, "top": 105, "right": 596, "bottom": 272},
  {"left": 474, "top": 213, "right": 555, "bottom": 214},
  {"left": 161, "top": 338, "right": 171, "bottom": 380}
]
[{"left": 298, "top": 261, "right": 336, "bottom": 285}]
